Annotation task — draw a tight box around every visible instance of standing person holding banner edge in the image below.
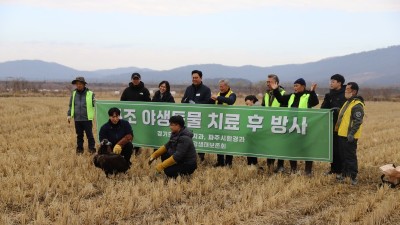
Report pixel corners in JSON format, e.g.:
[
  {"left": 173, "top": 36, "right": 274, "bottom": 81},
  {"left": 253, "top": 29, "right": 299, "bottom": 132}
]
[{"left": 271, "top": 78, "right": 319, "bottom": 176}]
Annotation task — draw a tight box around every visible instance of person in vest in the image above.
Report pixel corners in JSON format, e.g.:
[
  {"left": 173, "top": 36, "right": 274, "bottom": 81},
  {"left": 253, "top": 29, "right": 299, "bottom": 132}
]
[
  {"left": 99, "top": 107, "right": 134, "bottom": 166},
  {"left": 67, "top": 76, "right": 96, "bottom": 154},
  {"left": 120, "top": 72, "right": 151, "bottom": 155},
  {"left": 181, "top": 70, "right": 211, "bottom": 162},
  {"left": 152, "top": 80, "right": 175, "bottom": 103},
  {"left": 262, "top": 74, "right": 287, "bottom": 173},
  {"left": 211, "top": 79, "right": 237, "bottom": 167},
  {"left": 271, "top": 78, "right": 319, "bottom": 176},
  {"left": 335, "top": 82, "right": 364, "bottom": 185},
  {"left": 321, "top": 74, "right": 347, "bottom": 175},
  {"left": 245, "top": 95, "right": 259, "bottom": 166},
  {"left": 148, "top": 115, "right": 197, "bottom": 178}
]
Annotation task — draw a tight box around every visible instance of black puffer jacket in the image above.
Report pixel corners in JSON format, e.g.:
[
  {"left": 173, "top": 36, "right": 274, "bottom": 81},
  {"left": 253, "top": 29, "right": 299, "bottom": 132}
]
[
  {"left": 165, "top": 127, "right": 197, "bottom": 165},
  {"left": 120, "top": 81, "right": 151, "bottom": 102},
  {"left": 151, "top": 90, "right": 175, "bottom": 103},
  {"left": 321, "top": 85, "right": 346, "bottom": 124}
]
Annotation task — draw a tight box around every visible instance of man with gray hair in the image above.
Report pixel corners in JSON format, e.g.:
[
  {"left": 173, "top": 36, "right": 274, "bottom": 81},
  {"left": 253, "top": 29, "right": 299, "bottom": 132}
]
[
  {"left": 211, "top": 79, "right": 237, "bottom": 167},
  {"left": 260, "top": 74, "right": 287, "bottom": 173}
]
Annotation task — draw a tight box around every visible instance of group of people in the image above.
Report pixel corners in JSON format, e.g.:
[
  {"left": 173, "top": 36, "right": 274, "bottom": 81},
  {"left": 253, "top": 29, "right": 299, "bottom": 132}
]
[{"left": 67, "top": 70, "right": 365, "bottom": 184}]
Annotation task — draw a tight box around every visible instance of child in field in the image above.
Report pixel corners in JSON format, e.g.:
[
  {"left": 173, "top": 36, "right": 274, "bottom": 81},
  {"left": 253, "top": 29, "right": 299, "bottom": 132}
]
[{"left": 244, "top": 95, "right": 259, "bottom": 166}]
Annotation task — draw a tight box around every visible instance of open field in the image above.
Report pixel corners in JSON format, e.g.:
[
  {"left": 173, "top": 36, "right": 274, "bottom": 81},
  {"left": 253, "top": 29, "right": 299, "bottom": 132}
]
[{"left": 1, "top": 96, "right": 400, "bottom": 225}]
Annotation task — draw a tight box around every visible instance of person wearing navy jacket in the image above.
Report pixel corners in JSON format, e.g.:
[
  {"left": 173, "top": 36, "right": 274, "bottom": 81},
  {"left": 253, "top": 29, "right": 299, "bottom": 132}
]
[{"left": 99, "top": 107, "right": 134, "bottom": 165}]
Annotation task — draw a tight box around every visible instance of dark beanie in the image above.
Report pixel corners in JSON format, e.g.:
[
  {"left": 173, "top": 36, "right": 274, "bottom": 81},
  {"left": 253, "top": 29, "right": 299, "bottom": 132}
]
[{"left": 294, "top": 78, "right": 306, "bottom": 86}]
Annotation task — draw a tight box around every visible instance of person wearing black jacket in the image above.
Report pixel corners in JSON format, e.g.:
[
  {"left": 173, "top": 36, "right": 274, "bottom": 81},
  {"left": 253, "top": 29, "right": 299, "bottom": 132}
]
[
  {"left": 181, "top": 70, "right": 211, "bottom": 162},
  {"left": 120, "top": 73, "right": 151, "bottom": 102},
  {"left": 210, "top": 79, "right": 236, "bottom": 167},
  {"left": 181, "top": 70, "right": 211, "bottom": 104},
  {"left": 271, "top": 78, "right": 319, "bottom": 176},
  {"left": 99, "top": 107, "right": 134, "bottom": 165},
  {"left": 120, "top": 73, "right": 150, "bottom": 155},
  {"left": 152, "top": 80, "right": 175, "bottom": 103},
  {"left": 148, "top": 115, "right": 197, "bottom": 178},
  {"left": 321, "top": 74, "right": 346, "bottom": 175}
]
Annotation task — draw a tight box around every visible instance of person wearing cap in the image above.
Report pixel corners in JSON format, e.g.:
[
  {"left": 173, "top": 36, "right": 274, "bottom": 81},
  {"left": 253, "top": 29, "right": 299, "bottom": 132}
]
[
  {"left": 120, "top": 73, "right": 151, "bottom": 102},
  {"left": 210, "top": 79, "right": 237, "bottom": 167},
  {"left": 261, "top": 74, "right": 287, "bottom": 173},
  {"left": 181, "top": 70, "right": 211, "bottom": 162},
  {"left": 321, "top": 74, "right": 347, "bottom": 175},
  {"left": 270, "top": 78, "right": 319, "bottom": 176},
  {"left": 148, "top": 115, "right": 197, "bottom": 178},
  {"left": 67, "top": 76, "right": 96, "bottom": 154},
  {"left": 335, "top": 82, "right": 365, "bottom": 185},
  {"left": 120, "top": 72, "right": 151, "bottom": 155}
]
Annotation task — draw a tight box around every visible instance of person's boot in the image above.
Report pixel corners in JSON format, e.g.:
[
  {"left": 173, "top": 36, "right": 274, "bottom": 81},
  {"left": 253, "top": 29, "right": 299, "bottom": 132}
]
[
  {"left": 198, "top": 153, "right": 205, "bottom": 162},
  {"left": 290, "top": 160, "right": 297, "bottom": 174},
  {"left": 305, "top": 161, "right": 313, "bottom": 177},
  {"left": 76, "top": 147, "right": 84, "bottom": 154}
]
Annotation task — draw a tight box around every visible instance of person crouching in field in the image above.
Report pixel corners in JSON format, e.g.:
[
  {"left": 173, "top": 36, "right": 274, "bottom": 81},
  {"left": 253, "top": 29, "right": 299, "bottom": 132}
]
[
  {"left": 67, "top": 76, "right": 96, "bottom": 154},
  {"left": 99, "top": 108, "right": 134, "bottom": 166},
  {"left": 148, "top": 115, "right": 197, "bottom": 178},
  {"left": 244, "top": 95, "right": 259, "bottom": 166}
]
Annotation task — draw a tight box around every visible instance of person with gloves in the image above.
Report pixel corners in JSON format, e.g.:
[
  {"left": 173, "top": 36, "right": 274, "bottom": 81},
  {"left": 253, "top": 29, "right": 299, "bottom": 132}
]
[
  {"left": 148, "top": 115, "right": 197, "bottom": 178},
  {"left": 335, "top": 82, "right": 365, "bottom": 185},
  {"left": 67, "top": 76, "right": 96, "bottom": 154},
  {"left": 99, "top": 107, "right": 134, "bottom": 166}
]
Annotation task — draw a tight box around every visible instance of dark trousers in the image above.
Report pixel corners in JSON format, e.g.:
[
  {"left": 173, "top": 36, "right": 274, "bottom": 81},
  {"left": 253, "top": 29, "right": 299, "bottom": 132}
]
[
  {"left": 161, "top": 153, "right": 197, "bottom": 178},
  {"left": 267, "top": 159, "right": 284, "bottom": 168},
  {"left": 290, "top": 161, "right": 313, "bottom": 173},
  {"left": 198, "top": 153, "right": 205, "bottom": 161},
  {"left": 133, "top": 146, "right": 141, "bottom": 155},
  {"left": 121, "top": 142, "right": 134, "bottom": 165},
  {"left": 217, "top": 154, "right": 233, "bottom": 166},
  {"left": 74, "top": 121, "right": 95, "bottom": 150},
  {"left": 330, "top": 132, "right": 342, "bottom": 174},
  {"left": 247, "top": 157, "right": 258, "bottom": 165},
  {"left": 338, "top": 137, "right": 358, "bottom": 179}
]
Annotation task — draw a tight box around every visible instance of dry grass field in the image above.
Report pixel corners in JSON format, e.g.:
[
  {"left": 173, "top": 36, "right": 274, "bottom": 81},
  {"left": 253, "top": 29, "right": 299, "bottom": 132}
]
[{"left": 1, "top": 96, "right": 400, "bottom": 225}]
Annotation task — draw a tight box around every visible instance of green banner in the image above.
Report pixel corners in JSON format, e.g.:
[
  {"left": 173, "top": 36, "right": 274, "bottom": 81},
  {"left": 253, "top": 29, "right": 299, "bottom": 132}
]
[{"left": 95, "top": 100, "right": 333, "bottom": 162}]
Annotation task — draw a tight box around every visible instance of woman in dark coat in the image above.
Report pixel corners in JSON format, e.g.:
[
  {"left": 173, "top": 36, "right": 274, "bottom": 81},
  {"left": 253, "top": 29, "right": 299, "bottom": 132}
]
[{"left": 152, "top": 81, "right": 175, "bottom": 103}]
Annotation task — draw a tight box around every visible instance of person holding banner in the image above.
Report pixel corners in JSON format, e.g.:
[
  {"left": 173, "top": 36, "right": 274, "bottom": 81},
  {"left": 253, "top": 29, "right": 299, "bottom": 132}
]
[
  {"left": 271, "top": 78, "right": 319, "bottom": 176},
  {"left": 211, "top": 79, "right": 237, "bottom": 167},
  {"left": 148, "top": 115, "right": 197, "bottom": 178},
  {"left": 99, "top": 107, "right": 134, "bottom": 166},
  {"left": 152, "top": 80, "right": 175, "bottom": 103},
  {"left": 67, "top": 76, "right": 96, "bottom": 154},
  {"left": 261, "top": 74, "right": 287, "bottom": 173},
  {"left": 120, "top": 72, "right": 151, "bottom": 155},
  {"left": 321, "top": 74, "right": 347, "bottom": 175},
  {"left": 244, "top": 95, "right": 259, "bottom": 166},
  {"left": 335, "top": 82, "right": 364, "bottom": 185},
  {"left": 181, "top": 70, "right": 211, "bottom": 162}
]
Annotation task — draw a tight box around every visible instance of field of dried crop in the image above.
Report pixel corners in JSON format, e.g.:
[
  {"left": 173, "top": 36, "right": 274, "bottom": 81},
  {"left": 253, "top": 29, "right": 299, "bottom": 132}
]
[{"left": 1, "top": 96, "right": 400, "bottom": 225}]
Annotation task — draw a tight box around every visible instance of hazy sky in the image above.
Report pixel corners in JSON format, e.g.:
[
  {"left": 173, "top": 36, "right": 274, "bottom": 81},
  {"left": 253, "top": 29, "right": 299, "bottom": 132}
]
[{"left": 0, "top": 0, "right": 399, "bottom": 70}]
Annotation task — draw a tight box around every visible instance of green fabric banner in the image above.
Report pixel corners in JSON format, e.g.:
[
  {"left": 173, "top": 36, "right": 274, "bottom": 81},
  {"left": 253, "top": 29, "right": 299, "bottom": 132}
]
[{"left": 95, "top": 100, "right": 333, "bottom": 162}]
